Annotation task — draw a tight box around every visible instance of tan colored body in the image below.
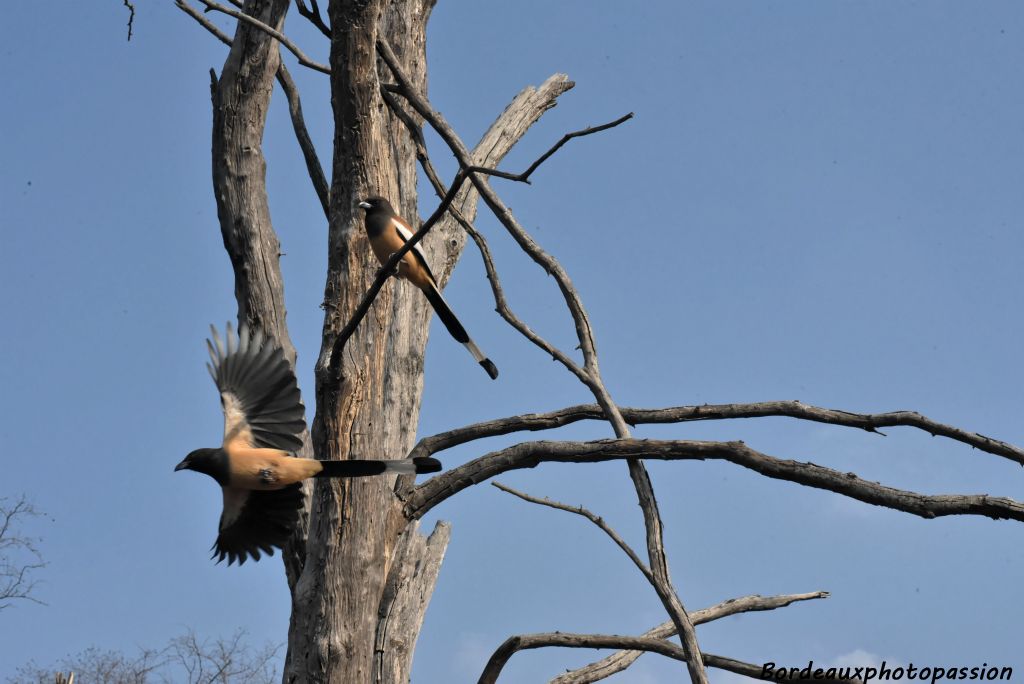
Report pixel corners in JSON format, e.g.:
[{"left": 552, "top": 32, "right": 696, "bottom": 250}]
[
  {"left": 369, "top": 216, "right": 435, "bottom": 290},
  {"left": 224, "top": 447, "right": 322, "bottom": 490}
]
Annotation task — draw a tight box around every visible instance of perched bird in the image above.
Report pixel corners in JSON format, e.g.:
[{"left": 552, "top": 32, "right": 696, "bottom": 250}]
[
  {"left": 176, "top": 323, "right": 441, "bottom": 565},
  {"left": 358, "top": 196, "right": 499, "bottom": 380}
]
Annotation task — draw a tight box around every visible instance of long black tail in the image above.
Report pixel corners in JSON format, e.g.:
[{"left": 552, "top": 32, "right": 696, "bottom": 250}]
[
  {"left": 315, "top": 456, "right": 441, "bottom": 478},
  {"left": 422, "top": 282, "right": 499, "bottom": 380}
]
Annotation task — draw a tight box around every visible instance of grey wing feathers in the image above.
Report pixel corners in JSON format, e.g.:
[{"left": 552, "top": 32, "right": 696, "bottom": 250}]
[{"left": 206, "top": 322, "right": 306, "bottom": 452}]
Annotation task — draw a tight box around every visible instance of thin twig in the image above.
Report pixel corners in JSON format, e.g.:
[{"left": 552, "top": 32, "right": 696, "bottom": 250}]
[
  {"left": 294, "top": 0, "right": 331, "bottom": 37},
  {"left": 409, "top": 400, "right": 1024, "bottom": 467},
  {"left": 464, "top": 113, "right": 633, "bottom": 185},
  {"left": 277, "top": 63, "right": 329, "bottom": 217},
  {"left": 194, "top": 0, "right": 331, "bottom": 74},
  {"left": 554, "top": 591, "right": 829, "bottom": 683},
  {"left": 492, "top": 482, "right": 653, "bottom": 583},
  {"left": 123, "top": 0, "right": 136, "bottom": 41},
  {"left": 176, "top": 1, "right": 329, "bottom": 218}
]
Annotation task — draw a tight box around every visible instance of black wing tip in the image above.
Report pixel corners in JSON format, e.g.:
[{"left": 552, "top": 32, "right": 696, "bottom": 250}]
[
  {"left": 480, "top": 358, "right": 499, "bottom": 380},
  {"left": 412, "top": 456, "right": 443, "bottom": 474}
]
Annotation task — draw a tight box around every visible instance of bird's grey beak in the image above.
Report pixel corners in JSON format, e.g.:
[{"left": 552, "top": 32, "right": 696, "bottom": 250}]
[
  {"left": 358, "top": 201, "right": 372, "bottom": 209},
  {"left": 174, "top": 460, "right": 189, "bottom": 472}
]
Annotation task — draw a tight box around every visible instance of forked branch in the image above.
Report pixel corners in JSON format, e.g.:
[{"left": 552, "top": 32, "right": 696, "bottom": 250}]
[
  {"left": 193, "top": 0, "right": 331, "bottom": 74},
  {"left": 477, "top": 633, "right": 862, "bottom": 684},
  {"left": 554, "top": 591, "right": 829, "bottom": 683}
]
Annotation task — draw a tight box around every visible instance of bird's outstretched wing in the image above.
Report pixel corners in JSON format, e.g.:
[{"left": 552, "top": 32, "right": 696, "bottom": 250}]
[
  {"left": 206, "top": 323, "right": 306, "bottom": 452},
  {"left": 213, "top": 485, "right": 304, "bottom": 565}
]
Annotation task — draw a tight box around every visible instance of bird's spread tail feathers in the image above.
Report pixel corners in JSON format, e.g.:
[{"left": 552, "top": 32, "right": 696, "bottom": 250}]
[
  {"left": 315, "top": 456, "right": 441, "bottom": 478},
  {"left": 423, "top": 282, "right": 499, "bottom": 380}
]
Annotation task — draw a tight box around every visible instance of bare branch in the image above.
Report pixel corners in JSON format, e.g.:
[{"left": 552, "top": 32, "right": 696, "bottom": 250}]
[
  {"left": 553, "top": 591, "right": 829, "bottom": 684},
  {"left": 176, "top": 2, "right": 330, "bottom": 220},
  {"left": 479, "top": 632, "right": 856, "bottom": 684},
  {"left": 294, "top": 0, "right": 330, "bottom": 38},
  {"left": 123, "top": 0, "right": 136, "bottom": 41},
  {"left": 406, "top": 438, "right": 1024, "bottom": 523},
  {"left": 411, "top": 400, "right": 1024, "bottom": 467},
  {"left": 175, "top": 0, "right": 232, "bottom": 45},
  {"left": 194, "top": 0, "right": 331, "bottom": 74},
  {"left": 463, "top": 113, "right": 633, "bottom": 185},
  {"left": 478, "top": 633, "right": 690, "bottom": 684},
  {"left": 276, "top": 63, "right": 329, "bottom": 217},
  {"left": 492, "top": 482, "right": 653, "bottom": 583},
  {"left": 0, "top": 495, "right": 46, "bottom": 611}
]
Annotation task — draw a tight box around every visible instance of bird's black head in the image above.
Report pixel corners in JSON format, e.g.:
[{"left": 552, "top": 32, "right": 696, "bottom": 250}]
[
  {"left": 357, "top": 196, "right": 395, "bottom": 216},
  {"left": 175, "top": 447, "right": 229, "bottom": 485}
]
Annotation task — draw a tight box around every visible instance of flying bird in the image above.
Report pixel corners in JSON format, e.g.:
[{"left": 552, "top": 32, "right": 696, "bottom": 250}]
[
  {"left": 175, "top": 323, "right": 441, "bottom": 565},
  {"left": 358, "top": 196, "right": 499, "bottom": 380}
]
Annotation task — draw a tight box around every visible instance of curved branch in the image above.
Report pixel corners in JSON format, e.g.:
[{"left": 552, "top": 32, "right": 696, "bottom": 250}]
[
  {"left": 553, "top": 591, "right": 829, "bottom": 684},
  {"left": 492, "top": 482, "right": 653, "bottom": 583},
  {"left": 195, "top": 0, "right": 331, "bottom": 74},
  {"left": 479, "top": 633, "right": 855, "bottom": 684},
  {"left": 294, "top": 0, "right": 330, "bottom": 37},
  {"left": 410, "top": 400, "right": 1024, "bottom": 467},
  {"left": 405, "top": 438, "right": 1024, "bottom": 522}
]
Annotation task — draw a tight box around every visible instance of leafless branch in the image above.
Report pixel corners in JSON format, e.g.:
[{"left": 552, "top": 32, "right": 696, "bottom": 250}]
[
  {"left": 123, "top": 0, "right": 136, "bottom": 41},
  {"left": 553, "top": 591, "right": 829, "bottom": 683},
  {"left": 194, "top": 0, "right": 331, "bottom": 74},
  {"left": 377, "top": 38, "right": 705, "bottom": 684},
  {"left": 175, "top": 0, "right": 232, "bottom": 45},
  {"left": 478, "top": 632, "right": 856, "bottom": 684},
  {"left": 410, "top": 400, "right": 1024, "bottom": 466},
  {"left": 294, "top": 0, "right": 330, "bottom": 38},
  {"left": 276, "top": 63, "right": 329, "bottom": 217},
  {"left": 463, "top": 113, "right": 633, "bottom": 185},
  {"left": 406, "top": 438, "right": 1024, "bottom": 522},
  {"left": 492, "top": 482, "right": 653, "bottom": 583},
  {"left": 176, "top": 1, "right": 329, "bottom": 218},
  {"left": 0, "top": 495, "right": 46, "bottom": 611}
]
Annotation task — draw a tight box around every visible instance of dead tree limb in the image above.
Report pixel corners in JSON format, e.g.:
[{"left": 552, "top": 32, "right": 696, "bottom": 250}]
[
  {"left": 477, "top": 633, "right": 860, "bottom": 684},
  {"left": 406, "top": 438, "right": 1024, "bottom": 522},
  {"left": 492, "top": 482, "right": 653, "bottom": 583},
  {"left": 553, "top": 591, "right": 829, "bottom": 683},
  {"left": 409, "top": 400, "right": 1024, "bottom": 467}
]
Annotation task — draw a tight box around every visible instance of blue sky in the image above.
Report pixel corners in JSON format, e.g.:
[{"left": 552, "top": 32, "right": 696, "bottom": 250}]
[{"left": 2, "top": 1, "right": 1024, "bottom": 681}]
